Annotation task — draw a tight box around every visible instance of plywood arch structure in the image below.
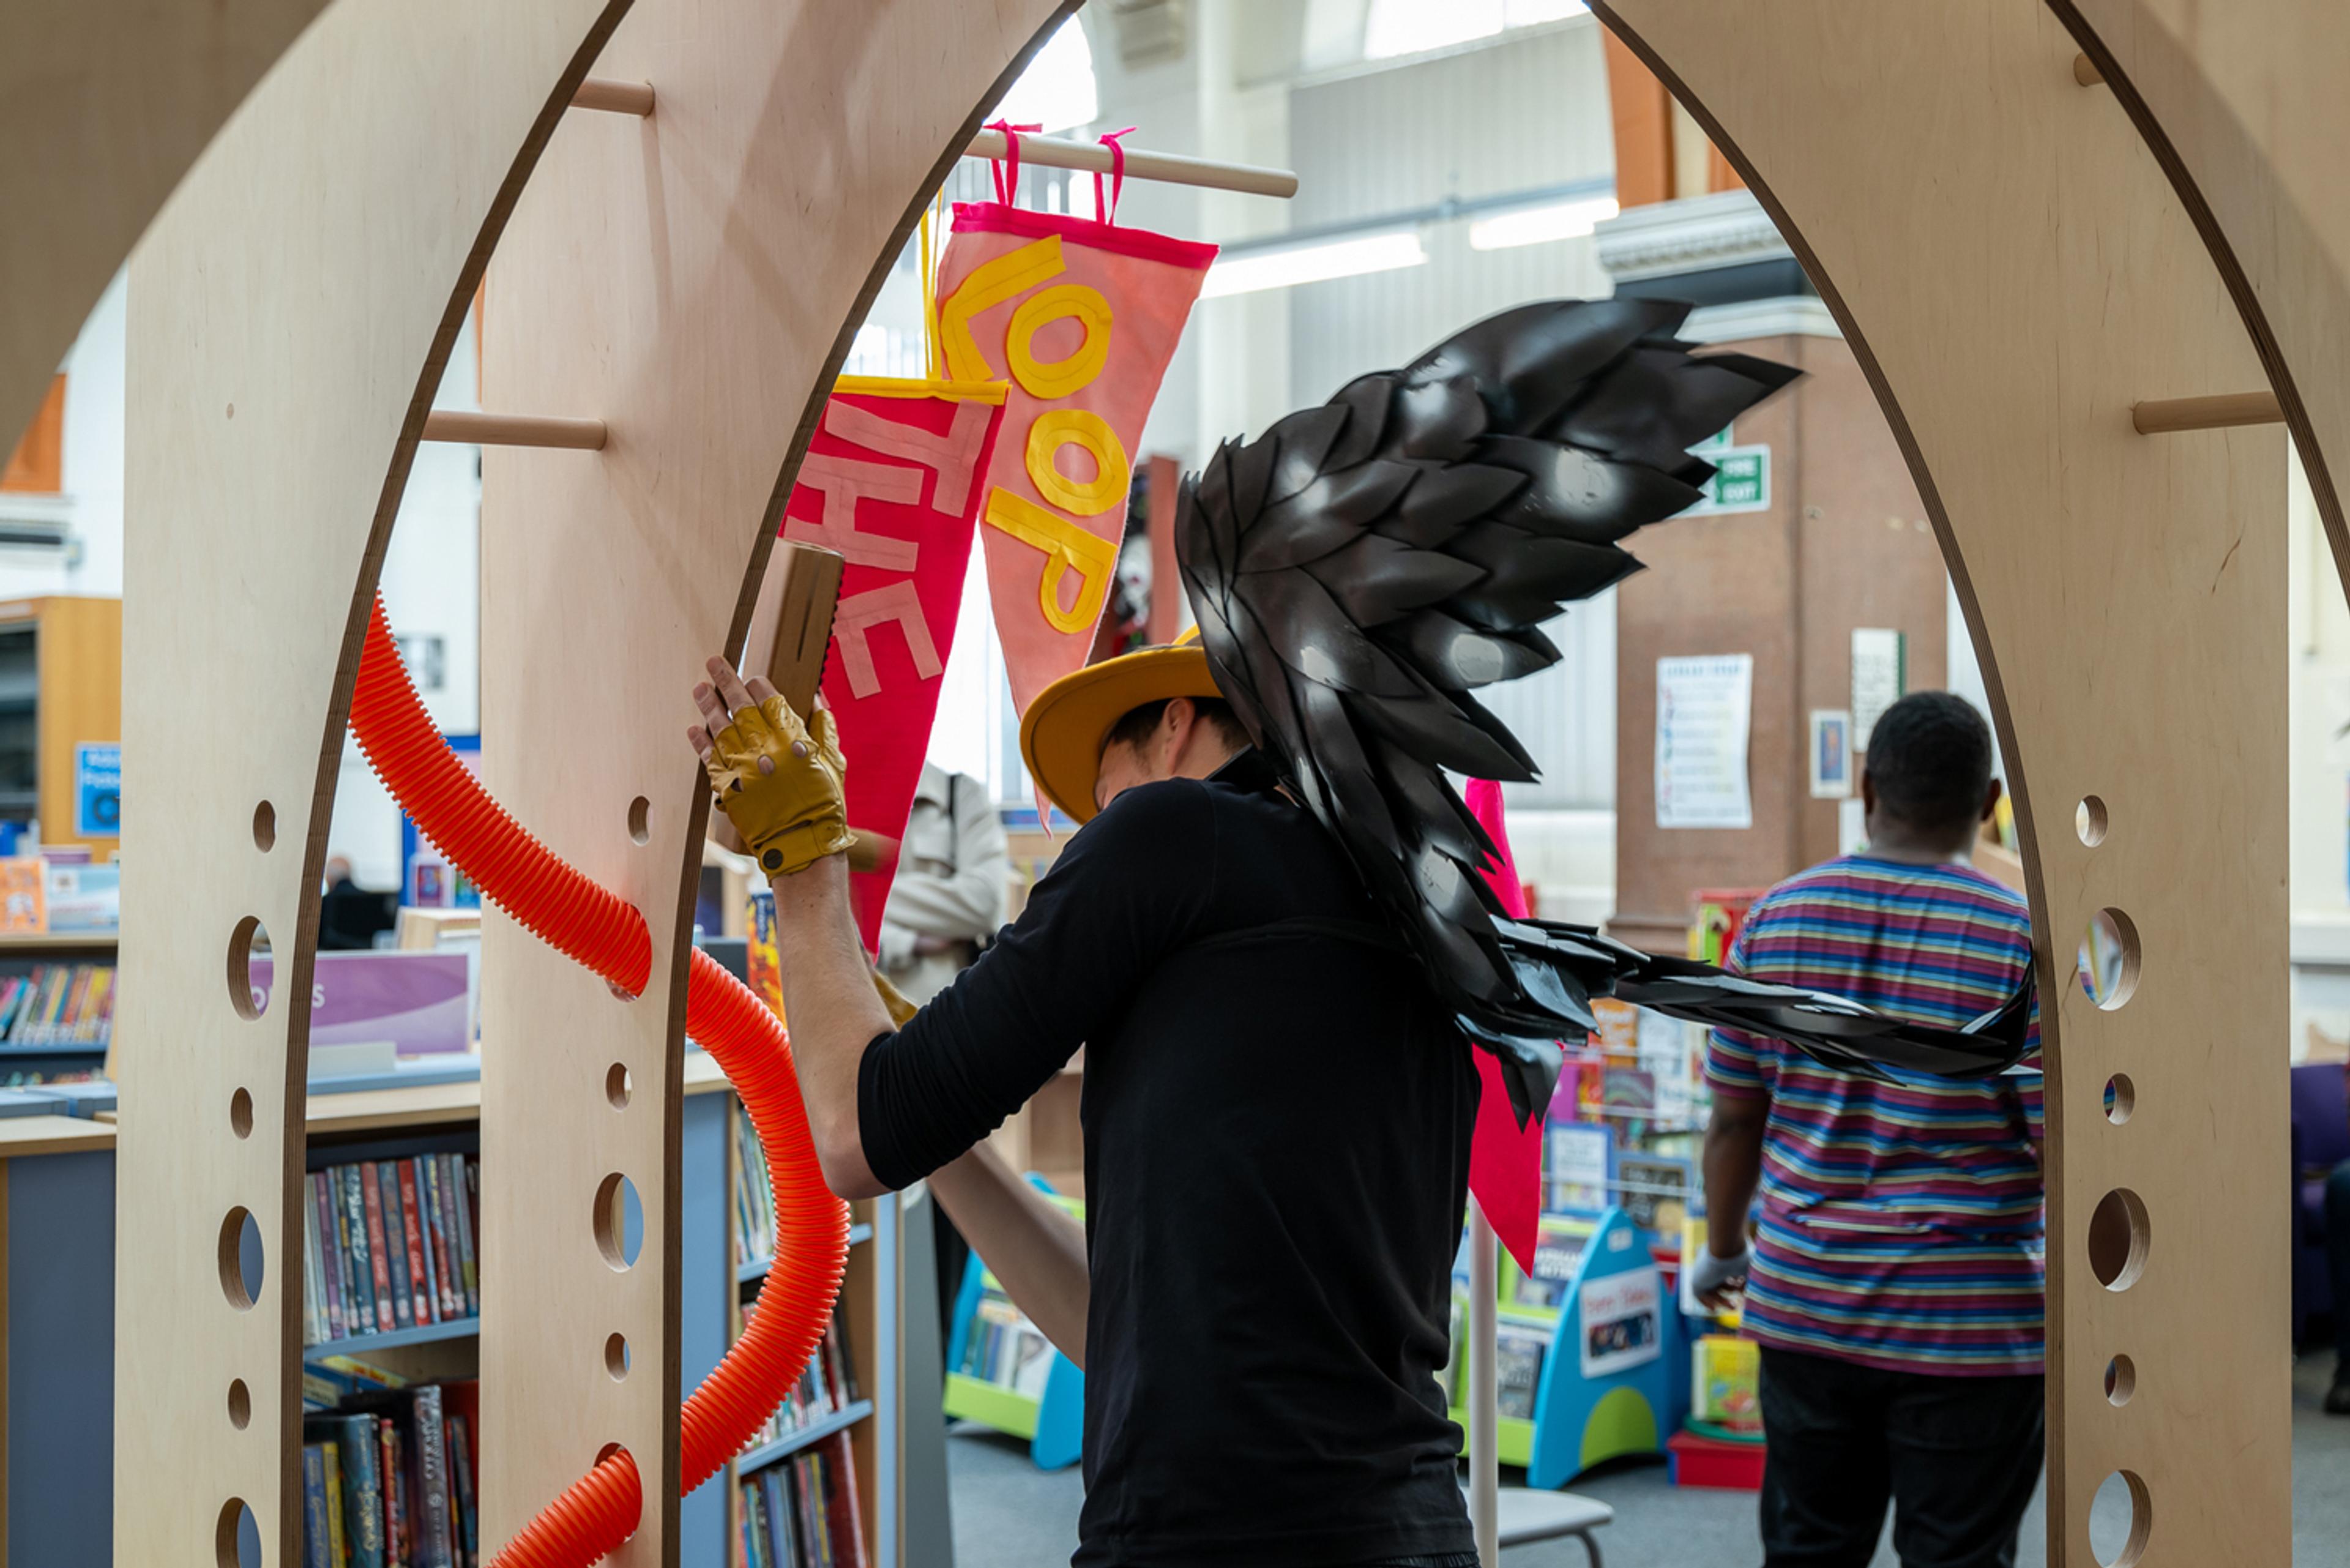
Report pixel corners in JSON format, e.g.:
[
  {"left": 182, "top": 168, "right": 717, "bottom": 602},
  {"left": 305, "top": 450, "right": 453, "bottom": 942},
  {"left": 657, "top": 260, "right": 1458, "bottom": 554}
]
[
  {"left": 116, "top": 2, "right": 1069, "bottom": 1566},
  {"left": 1589, "top": 4, "right": 2287, "bottom": 1562}
]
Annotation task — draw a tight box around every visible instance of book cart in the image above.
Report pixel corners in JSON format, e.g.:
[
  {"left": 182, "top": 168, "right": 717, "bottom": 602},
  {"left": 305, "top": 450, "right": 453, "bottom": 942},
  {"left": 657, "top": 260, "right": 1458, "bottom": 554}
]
[{"left": 941, "top": 1180, "right": 1083, "bottom": 1472}]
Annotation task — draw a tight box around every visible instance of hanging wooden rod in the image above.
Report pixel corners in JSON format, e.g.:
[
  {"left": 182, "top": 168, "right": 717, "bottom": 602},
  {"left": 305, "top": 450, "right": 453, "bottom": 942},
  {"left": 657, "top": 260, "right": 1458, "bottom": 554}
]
[
  {"left": 2073, "top": 54, "right": 2105, "bottom": 87},
  {"left": 2131, "top": 391, "right": 2283, "bottom": 435},
  {"left": 422, "top": 411, "right": 608, "bottom": 450},
  {"left": 964, "top": 129, "right": 1297, "bottom": 199},
  {"left": 572, "top": 78, "right": 655, "bottom": 116}
]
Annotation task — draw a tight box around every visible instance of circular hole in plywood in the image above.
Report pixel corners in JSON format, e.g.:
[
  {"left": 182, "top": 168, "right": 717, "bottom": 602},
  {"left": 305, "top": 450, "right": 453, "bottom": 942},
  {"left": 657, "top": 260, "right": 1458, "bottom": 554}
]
[
  {"left": 606, "top": 1062, "right": 632, "bottom": 1110},
  {"left": 226, "top": 1378, "right": 252, "bottom": 1430},
  {"left": 229, "top": 1087, "right": 254, "bottom": 1140},
  {"left": 2076, "top": 795, "right": 2108, "bottom": 847},
  {"left": 2075, "top": 908, "right": 2141, "bottom": 1010},
  {"left": 627, "top": 796, "right": 651, "bottom": 846},
  {"left": 606, "top": 1332, "right": 630, "bottom": 1381},
  {"left": 215, "top": 1498, "right": 261, "bottom": 1568},
  {"left": 2104, "top": 1354, "right": 2135, "bottom": 1407},
  {"left": 252, "top": 801, "right": 275, "bottom": 853},
  {"left": 2087, "top": 1188, "right": 2150, "bottom": 1292},
  {"left": 218, "top": 1207, "right": 264, "bottom": 1310},
  {"left": 594, "top": 1173, "right": 644, "bottom": 1271},
  {"left": 2089, "top": 1469, "right": 2152, "bottom": 1567},
  {"left": 2103, "top": 1074, "right": 2135, "bottom": 1125},
  {"left": 227, "top": 916, "right": 271, "bottom": 1021}
]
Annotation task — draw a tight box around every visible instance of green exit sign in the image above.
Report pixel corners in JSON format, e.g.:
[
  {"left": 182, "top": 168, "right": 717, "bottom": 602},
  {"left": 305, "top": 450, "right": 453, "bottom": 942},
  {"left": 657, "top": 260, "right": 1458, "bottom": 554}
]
[{"left": 1683, "top": 442, "right": 1771, "bottom": 517}]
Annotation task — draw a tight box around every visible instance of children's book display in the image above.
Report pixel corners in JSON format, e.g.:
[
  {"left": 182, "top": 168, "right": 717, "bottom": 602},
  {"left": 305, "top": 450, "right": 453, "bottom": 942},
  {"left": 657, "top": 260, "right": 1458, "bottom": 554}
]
[
  {"left": 0, "top": 960, "right": 115, "bottom": 1046},
  {"left": 942, "top": 1178, "right": 1083, "bottom": 1471},
  {"left": 1445, "top": 1208, "right": 1685, "bottom": 1487},
  {"left": 300, "top": 1372, "right": 480, "bottom": 1568}
]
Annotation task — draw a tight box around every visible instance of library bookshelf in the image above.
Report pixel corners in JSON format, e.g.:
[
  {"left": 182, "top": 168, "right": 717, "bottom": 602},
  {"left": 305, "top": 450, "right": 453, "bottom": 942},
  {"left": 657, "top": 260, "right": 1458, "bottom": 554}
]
[{"left": 0, "top": 1048, "right": 903, "bottom": 1567}]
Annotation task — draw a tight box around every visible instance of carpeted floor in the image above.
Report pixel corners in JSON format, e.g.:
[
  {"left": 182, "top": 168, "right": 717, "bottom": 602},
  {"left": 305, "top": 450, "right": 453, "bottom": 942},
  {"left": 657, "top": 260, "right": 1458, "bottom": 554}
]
[{"left": 944, "top": 1353, "right": 2350, "bottom": 1567}]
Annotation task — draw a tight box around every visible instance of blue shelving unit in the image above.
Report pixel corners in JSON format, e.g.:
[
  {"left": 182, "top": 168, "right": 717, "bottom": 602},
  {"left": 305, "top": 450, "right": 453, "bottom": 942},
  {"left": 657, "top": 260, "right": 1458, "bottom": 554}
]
[
  {"left": 304, "top": 1315, "right": 479, "bottom": 1361},
  {"left": 735, "top": 1398, "right": 877, "bottom": 1474},
  {"left": 942, "top": 1176, "right": 1083, "bottom": 1471}
]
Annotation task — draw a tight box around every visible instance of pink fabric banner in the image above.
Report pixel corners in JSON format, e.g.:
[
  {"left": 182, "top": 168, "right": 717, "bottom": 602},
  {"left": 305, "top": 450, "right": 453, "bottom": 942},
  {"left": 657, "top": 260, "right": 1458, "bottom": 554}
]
[
  {"left": 933, "top": 201, "right": 1215, "bottom": 719},
  {"left": 1464, "top": 778, "right": 1549, "bottom": 1274},
  {"left": 778, "top": 378, "right": 1009, "bottom": 950}
]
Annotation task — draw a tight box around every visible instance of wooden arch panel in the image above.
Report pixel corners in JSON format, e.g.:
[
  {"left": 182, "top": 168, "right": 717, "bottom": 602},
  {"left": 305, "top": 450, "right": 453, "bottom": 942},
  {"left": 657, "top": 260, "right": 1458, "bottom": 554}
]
[
  {"left": 2054, "top": 1, "right": 2350, "bottom": 586},
  {"left": 1, "top": 0, "right": 336, "bottom": 452},
  {"left": 1589, "top": 4, "right": 2286, "bottom": 1563},
  {"left": 119, "top": 0, "right": 1065, "bottom": 1562},
  {"left": 474, "top": 0, "right": 1067, "bottom": 1558}
]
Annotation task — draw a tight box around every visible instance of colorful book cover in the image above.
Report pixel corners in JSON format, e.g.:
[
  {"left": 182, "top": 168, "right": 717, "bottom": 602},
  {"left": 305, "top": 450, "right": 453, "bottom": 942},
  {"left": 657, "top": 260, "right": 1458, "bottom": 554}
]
[
  {"left": 1690, "top": 1334, "right": 1762, "bottom": 1435},
  {"left": 302, "top": 1444, "right": 332, "bottom": 1568},
  {"left": 360, "top": 1163, "right": 402, "bottom": 1331},
  {"left": 335, "top": 1414, "right": 387, "bottom": 1568},
  {"left": 0, "top": 857, "right": 44, "bottom": 934},
  {"left": 320, "top": 1441, "right": 349, "bottom": 1568},
  {"left": 397, "top": 1160, "right": 435, "bottom": 1324},
  {"left": 342, "top": 1166, "right": 381, "bottom": 1334},
  {"left": 1494, "top": 1323, "right": 1549, "bottom": 1421}
]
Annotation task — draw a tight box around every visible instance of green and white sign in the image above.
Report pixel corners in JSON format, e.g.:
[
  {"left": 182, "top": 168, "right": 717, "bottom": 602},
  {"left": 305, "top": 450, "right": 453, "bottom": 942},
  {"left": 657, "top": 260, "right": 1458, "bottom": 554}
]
[{"left": 1682, "top": 443, "right": 1770, "bottom": 517}]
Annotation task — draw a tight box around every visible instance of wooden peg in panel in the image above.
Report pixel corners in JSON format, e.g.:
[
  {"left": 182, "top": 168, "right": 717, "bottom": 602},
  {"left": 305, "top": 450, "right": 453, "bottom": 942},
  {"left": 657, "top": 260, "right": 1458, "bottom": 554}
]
[{"left": 763, "top": 542, "right": 843, "bottom": 712}]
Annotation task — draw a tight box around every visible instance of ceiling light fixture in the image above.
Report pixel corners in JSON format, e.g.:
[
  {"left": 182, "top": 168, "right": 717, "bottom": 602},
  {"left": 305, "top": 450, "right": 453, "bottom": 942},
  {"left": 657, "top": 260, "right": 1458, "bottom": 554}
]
[{"left": 1201, "top": 230, "right": 1430, "bottom": 298}]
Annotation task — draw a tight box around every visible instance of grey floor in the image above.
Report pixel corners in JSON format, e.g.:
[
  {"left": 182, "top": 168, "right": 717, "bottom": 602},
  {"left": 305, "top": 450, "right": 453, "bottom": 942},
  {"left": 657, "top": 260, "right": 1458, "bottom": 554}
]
[{"left": 945, "top": 1353, "right": 2350, "bottom": 1568}]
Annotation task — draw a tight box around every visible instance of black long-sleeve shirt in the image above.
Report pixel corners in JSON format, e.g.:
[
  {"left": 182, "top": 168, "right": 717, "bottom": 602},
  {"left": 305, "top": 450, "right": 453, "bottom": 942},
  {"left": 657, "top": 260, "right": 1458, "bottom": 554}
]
[{"left": 859, "top": 752, "right": 1477, "bottom": 1567}]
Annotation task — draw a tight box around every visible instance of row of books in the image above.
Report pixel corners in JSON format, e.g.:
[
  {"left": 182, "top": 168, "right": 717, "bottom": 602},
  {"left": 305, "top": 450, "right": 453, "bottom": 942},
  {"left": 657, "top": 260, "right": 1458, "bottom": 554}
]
[
  {"left": 301, "top": 1378, "right": 479, "bottom": 1568},
  {"left": 957, "top": 1289, "right": 1056, "bottom": 1400},
  {"left": 742, "top": 1302, "right": 865, "bottom": 1448},
  {"left": 733, "top": 1100, "right": 780, "bottom": 1267},
  {"left": 303, "top": 1152, "right": 481, "bottom": 1346},
  {"left": 0, "top": 961, "right": 113, "bottom": 1045},
  {"left": 736, "top": 1431, "right": 867, "bottom": 1568}
]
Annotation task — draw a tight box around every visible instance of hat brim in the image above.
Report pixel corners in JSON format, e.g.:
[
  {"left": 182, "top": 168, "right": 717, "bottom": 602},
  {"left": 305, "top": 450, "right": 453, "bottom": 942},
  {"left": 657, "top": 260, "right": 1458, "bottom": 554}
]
[{"left": 1019, "top": 643, "right": 1222, "bottom": 824}]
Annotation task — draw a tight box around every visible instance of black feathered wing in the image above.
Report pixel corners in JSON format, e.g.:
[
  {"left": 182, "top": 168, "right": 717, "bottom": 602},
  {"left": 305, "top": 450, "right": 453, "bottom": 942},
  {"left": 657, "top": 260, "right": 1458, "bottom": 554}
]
[{"left": 1177, "top": 300, "right": 2032, "bottom": 1124}]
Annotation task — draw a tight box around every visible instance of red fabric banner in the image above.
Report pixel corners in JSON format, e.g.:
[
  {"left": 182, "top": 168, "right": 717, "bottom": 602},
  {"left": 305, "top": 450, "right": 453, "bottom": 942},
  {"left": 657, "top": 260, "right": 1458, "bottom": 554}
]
[
  {"left": 933, "top": 203, "right": 1215, "bottom": 722},
  {"left": 1464, "top": 778, "right": 1549, "bottom": 1274},
  {"left": 778, "top": 377, "right": 1010, "bottom": 950}
]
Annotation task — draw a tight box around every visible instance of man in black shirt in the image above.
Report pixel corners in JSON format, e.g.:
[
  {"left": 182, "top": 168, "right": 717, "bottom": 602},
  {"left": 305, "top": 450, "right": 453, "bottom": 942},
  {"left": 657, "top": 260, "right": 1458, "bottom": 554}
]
[{"left": 689, "top": 631, "right": 1477, "bottom": 1568}]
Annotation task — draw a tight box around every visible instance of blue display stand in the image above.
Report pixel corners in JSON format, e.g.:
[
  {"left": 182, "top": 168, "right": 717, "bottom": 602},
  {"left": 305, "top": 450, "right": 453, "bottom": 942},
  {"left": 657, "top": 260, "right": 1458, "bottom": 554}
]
[
  {"left": 941, "top": 1176, "right": 1084, "bottom": 1471},
  {"left": 1524, "top": 1206, "right": 1685, "bottom": 1487}
]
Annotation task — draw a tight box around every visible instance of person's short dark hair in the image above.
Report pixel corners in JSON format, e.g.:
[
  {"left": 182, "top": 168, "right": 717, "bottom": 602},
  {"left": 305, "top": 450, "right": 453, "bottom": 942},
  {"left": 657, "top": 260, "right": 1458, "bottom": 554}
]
[
  {"left": 1104, "top": 695, "right": 1250, "bottom": 757},
  {"left": 1864, "top": 692, "right": 1994, "bottom": 836}
]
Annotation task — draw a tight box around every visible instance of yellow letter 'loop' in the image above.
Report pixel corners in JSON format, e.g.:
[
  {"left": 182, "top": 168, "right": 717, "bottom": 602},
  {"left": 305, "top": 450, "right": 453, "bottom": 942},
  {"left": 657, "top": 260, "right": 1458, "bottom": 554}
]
[
  {"left": 1007, "top": 284, "right": 1114, "bottom": 399},
  {"left": 941, "top": 236, "right": 1065, "bottom": 383},
  {"left": 1024, "top": 409, "right": 1131, "bottom": 518},
  {"left": 985, "top": 488, "right": 1121, "bottom": 635}
]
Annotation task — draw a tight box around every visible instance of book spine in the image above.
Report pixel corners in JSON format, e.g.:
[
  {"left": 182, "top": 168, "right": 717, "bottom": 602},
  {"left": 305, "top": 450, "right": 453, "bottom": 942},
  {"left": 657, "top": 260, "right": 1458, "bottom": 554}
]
[
  {"left": 419, "top": 1155, "right": 452, "bottom": 1321},
  {"left": 315, "top": 1172, "right": 346, "bottom": 1342},
  {"left": 447, "top": 1414, "right": 479, "bottom": 1568},
  {"left": 824, "top": 1434, "right": 868, "bottom": 1568},
  {"left": 427, "top": 1154, "right": 459, "bottom": 1320},
  {"left": 737, "top": 1486, "right": 760, "bottom": 1568},
  {"left": 302, "top": 1445, "right": 332, "bottom": 1568},
  {"left": 759, "top": 1468, "right": 795, "bottom": 1568},
  {"left": 413, "top": 1384, "right": 455, "bottom": 1568},
  {"left": 379, "top": 1420, "right": 406, "bottom": 1567},
  {"left": 397, "top": 1160, "right": 435, "bottom": 1325},
  {"left": 303, "top": 1179, "right": 326, "bottom": 1346},
  {"left": 451, "top": 1154, "right": 480, "bottom": 1315},
  {"left": 373, "top": 1162, "right": 414, "bottom": 1329},
  {"left": 339, "top": 1416, "right": 387, "bottom": 1568},
  {"left": 78, "top": 965, "right": 111, "bottom": 1042},
  {"left": 359, "top": 1164, "right": 397, "bottom": 1332},
  {"left": 341, "top": 1167, "right": 378, "bottom": 1335},
  {"left": 439, "top": 1153, "right": 469, "bottom": 1318},
  {"left": 321, "top": 1442, "right": 350, "bottom": 1568},
  {"left": 59, "top": 963, "right": 91, "bottom": 1039}
]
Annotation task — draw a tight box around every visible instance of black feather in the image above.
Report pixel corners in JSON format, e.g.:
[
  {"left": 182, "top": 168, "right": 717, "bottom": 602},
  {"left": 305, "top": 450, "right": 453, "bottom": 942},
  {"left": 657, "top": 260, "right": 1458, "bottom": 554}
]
[{"left": 1174, "top": 299, "right": 2031, "bottom": 1119}]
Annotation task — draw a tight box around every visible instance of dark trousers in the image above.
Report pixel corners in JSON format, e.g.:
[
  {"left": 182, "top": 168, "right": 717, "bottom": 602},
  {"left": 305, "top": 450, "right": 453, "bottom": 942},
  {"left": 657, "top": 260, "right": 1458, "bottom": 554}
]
[
  {"left": 1758, "top": 1346, "right": 2043, "bottom": 1568},
  {"left": 2328, "top": 1162, "right": 2350, "bottom": 1368}
]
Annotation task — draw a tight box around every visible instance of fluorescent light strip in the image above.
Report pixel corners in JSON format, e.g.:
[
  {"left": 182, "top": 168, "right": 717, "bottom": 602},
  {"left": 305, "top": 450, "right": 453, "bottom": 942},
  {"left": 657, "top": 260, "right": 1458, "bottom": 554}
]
[
  {"left": 1468, "top": 195, "right": 1621, "bottom": 251},
  {"left": 1201, "top": 230, "right": 1428, "bottom": 298}
]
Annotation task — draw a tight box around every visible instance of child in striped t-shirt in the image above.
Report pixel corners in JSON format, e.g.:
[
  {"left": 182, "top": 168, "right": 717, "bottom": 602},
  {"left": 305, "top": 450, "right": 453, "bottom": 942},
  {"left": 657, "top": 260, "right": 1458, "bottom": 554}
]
[{"left": 1693, "top": 692, "right": 2043, "bottom": 1568}]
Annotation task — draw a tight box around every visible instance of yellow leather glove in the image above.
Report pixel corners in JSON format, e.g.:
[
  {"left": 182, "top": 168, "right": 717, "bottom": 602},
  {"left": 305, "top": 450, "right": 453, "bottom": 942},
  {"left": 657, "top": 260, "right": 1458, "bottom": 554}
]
[
  {"left": 872, "top": 968, "right": 920, "bottom": 1029},
  {"left": 704, "top": 694, "right": 853, "bottom": 878}
]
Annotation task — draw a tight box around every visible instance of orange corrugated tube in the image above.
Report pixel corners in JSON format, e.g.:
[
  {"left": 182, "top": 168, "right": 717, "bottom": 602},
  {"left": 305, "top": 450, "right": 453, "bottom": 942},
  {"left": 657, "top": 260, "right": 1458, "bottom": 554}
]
[{"left": 350, "top": 595, "right": 850, "bottom": 1566}]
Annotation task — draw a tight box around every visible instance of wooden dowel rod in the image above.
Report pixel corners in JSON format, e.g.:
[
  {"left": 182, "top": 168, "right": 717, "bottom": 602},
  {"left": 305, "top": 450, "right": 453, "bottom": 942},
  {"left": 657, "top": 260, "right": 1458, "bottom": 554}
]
[
  {"left": 422, "top": 410, "right": 608, "bottom": 450},
  {"left": 2073, "top": 54, "right": 2105, "bottom": 87},
  {"left": 572, "top": 78, "right": 655, "bottom": 116},
  {"left": 2131, "top": 390, "right": 2283, "bottom": 435},
  {"left": 964, "top": 130, "right": 1297, "bottom": 199}
]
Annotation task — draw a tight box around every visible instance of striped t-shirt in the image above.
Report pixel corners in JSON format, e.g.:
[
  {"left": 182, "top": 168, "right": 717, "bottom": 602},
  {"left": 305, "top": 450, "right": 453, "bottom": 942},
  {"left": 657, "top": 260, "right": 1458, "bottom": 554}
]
[{"left": 1706, "top": 854, "right": 2043, "bottom": 1376}]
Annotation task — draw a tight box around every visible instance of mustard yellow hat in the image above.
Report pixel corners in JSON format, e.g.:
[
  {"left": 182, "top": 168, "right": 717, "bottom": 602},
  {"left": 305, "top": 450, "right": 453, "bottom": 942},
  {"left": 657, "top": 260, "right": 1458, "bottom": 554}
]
[{"left": 1019, "top": 627, "right": 1223, "bottom": 824}]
